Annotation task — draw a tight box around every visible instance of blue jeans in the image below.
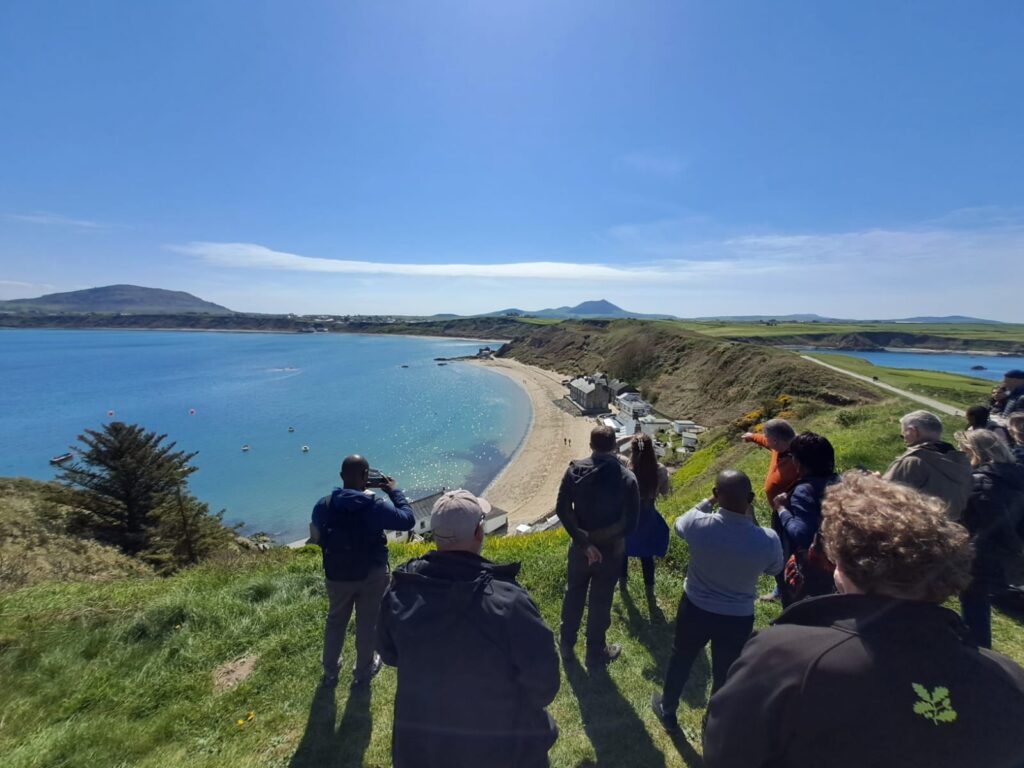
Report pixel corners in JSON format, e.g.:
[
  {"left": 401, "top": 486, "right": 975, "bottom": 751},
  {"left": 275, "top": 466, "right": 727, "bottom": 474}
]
[{"left": 960, "top": 582, "right": 992, "bottom": 649}]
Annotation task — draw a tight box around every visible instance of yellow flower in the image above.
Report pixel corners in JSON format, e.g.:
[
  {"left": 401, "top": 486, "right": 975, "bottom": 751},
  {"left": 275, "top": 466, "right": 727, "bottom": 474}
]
[
  {"left": 175, "top": 624, "right": 181, "bottom": 630},
  {"left": 247, "top": 712, "right": 255, "bottom": 721},
  {"left": 236, "top": 719, "right": 245, "bottom": 726}
]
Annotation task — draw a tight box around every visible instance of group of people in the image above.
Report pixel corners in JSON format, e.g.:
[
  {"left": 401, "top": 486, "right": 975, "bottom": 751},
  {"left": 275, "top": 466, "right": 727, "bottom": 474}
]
[{"left": 307, "top": 368, "right": 1024, "bottom": 768}]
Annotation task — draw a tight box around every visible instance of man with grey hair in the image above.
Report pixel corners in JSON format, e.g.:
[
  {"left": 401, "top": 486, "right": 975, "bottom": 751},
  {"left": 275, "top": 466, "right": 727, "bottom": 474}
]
[
  {"left": 883, "top": 410, "right": 972, "bottom": 520},
  {"left": 377, "top": 489, "right": 560, "bottom": 768}
]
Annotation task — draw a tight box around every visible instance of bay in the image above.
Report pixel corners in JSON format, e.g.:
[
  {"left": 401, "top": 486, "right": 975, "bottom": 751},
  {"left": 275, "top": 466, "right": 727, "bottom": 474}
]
[
  {"left": 0, "top": 329, "right": 530, "bottom": 542},
  {"left": 806, "top": 348, "right": 1024, "bottom": 381}
]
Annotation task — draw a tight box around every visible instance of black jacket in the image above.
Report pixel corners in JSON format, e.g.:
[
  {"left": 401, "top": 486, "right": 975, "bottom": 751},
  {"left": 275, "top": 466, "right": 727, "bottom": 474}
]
[
  {"left": 964, "top": 462, "right": 1024, "bottom": 585},
  {"left": 376, "top": 550, "right": 560, "bottom": 768},
  {"left": 555, "top": 452, "right": 640, "bottom": 546},
  {"left": 703, "top": 594, "right": 1024, "bottom": 768}
]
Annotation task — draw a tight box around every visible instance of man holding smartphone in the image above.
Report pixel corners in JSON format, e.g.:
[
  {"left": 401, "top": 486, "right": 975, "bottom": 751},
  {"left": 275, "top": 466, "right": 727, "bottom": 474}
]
[
  {"left": 310, "top": 454, "right": 415, "bottom": 687},
  {"left": 651, "top": 469, "right": 784, "bottom": 732}
]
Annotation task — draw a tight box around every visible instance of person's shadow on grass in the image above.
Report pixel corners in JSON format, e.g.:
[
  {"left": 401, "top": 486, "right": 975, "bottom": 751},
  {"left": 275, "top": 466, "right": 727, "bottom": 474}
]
[
  {"left": 619, "top": 589, "right": 711, "bottom": 708},
  {"left": 564, "top": 655, "right": 667, "bottom": 768},
  {"left": 289, "top": 682, "right": 372, "bottom": 768}
]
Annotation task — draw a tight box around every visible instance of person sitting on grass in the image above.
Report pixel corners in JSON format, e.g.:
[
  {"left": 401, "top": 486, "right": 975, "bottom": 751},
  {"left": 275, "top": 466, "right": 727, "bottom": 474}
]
[
  {"left": 651, "top": 470, "right": 783, "bottom": 733},
  {"left": 741, "top": 418, "right": 798, "bottom": 601},
  {"left": 619, "top": 433, "right": 671, "bottom": 605},
  {"left": 965, "top": 404, "right": 1011, "bottom": 446},
  {"left": 377, "top": 490, "right": 560, "bottom": 768},
  {"left": 702, "top": 472, "right": 1024, "bottom": 768}
]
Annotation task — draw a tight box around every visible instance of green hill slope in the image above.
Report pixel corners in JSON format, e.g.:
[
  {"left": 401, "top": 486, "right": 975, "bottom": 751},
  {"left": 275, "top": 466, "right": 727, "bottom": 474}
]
[
  {"left": 500, "top": 319, "right": 879, "bottom": 423},
  {"left": 3, "top": 396, "right": 1022, "bottom": 768}
]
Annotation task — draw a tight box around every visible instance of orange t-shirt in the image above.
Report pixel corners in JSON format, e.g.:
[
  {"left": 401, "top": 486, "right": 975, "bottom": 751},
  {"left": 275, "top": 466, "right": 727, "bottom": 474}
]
[{"left": 749, "top": 432, "right": 800, "bottom": 502}]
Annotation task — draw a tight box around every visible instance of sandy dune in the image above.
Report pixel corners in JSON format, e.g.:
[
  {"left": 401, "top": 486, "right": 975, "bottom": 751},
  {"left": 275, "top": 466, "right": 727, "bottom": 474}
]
[{"left": 471, "top": 358, "right": 597, "bottom": 528}]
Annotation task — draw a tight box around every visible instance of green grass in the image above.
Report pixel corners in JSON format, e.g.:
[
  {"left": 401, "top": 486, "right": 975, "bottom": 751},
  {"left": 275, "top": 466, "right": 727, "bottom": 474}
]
[
  {"left": 1, "top": 397, "right": 1021, "bottom": 768},
  {"left": 807, "top": 352, "right": 995, "bottom": 410},
  {"left": 662, "top": 320, "right": 1024, "bottom": 342}
]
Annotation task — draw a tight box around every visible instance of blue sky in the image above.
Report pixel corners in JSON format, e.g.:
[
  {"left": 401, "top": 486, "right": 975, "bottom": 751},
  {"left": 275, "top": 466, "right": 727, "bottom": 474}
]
[{"left": 1, "top": 1, "right": 1022, "bottom": 319}]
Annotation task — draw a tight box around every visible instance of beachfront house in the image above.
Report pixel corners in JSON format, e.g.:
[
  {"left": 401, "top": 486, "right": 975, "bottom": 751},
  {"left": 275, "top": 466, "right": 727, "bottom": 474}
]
[
  {"left": 638, "top": 414, "right": 673, "bottom": 438},
  {"left": 568, "top": 376, "right": 612, "bottom": 414},
  {"left": 395, "top": 490, "right": 509, "bottom": 541},
  {"left": 617, "top": 392, "right": 653, "bottom": 419}
]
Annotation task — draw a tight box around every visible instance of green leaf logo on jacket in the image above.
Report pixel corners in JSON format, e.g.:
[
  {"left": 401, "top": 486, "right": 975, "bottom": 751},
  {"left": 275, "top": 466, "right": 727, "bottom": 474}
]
[{"left": 912, "top": 683, "right": 957, "bottom": 725}]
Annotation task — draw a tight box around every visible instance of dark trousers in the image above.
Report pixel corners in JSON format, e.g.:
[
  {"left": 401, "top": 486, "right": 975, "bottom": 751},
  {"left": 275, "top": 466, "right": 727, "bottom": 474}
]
[
  {"left": 661, "top": 594, "right": 754, "bottom": 714},
  {"left": 960, "top": 581, "right": 992, "bottom": 649},
  {"left": 621, "top": 556, "right": 656, "bottom": 588},
  {"left": 560, "top": 538, "right": 624, "bottom": 652}
]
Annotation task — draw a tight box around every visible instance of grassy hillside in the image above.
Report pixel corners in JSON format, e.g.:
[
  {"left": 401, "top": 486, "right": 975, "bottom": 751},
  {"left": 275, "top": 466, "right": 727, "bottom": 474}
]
[
  {"left": 3, "top": 394, "right": 1021, "bottom": 768},
  {"left": 501, "top": 319, "right": 879, "bottom": 423},
  {"left": 0, "top": 478, "right": 150, "bottom": 590},
  {"left": 808, "top": 353, "right": 996, "bottom": 410},
  {"left": 664, "top": 320, "right": 1024, "bottom": 353}
]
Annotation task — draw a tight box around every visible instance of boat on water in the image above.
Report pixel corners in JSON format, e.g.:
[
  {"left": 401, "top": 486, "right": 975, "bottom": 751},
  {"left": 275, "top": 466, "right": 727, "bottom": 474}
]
[
  {"left": 241, "top": 444, "right": 251, "bottom": 452},
  {"left": 437, "top": 362, "right": 447, "bottom": 366},
  {"left": 49, "top": 452, "right": 73, "bottom": 465},
  {"left": 301, "top": 445, "right": 310, "bottom": 453},
  {"left": 288, "top": 426, "right": 295, "bottom": 432}
]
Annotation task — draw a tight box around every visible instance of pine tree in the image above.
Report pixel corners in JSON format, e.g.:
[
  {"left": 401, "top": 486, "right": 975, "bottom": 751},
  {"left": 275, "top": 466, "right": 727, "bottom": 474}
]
[{"left": 57, "top": 422, "right": 232, "bottom": 568}]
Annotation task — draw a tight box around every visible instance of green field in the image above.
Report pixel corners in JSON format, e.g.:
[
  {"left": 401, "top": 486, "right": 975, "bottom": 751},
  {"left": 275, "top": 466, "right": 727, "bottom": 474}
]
[
  {"left": 661, "top": 319, "right": 1024, "bottom": 343},
  {"left": 806, "top": 352, "right": 995, "bottom": 410},
  {"left": 1, "top": 396, "right": 1020, "bottom": 768}
]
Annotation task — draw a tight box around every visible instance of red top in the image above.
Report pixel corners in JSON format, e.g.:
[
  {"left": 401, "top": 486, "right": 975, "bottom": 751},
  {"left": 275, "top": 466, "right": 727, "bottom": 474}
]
[{"left": 749, "top": 432, "right": 800, "bottom": 502}]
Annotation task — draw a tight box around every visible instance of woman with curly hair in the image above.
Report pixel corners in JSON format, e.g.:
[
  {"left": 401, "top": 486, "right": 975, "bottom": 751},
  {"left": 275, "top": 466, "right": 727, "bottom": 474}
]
[{"left": 703, "top": 472, "right": 1024, "bottom": 768}]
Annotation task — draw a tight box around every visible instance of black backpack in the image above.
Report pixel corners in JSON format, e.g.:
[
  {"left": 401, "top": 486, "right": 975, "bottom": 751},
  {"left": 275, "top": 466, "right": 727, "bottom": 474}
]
[{"left": 318, "top": 492, "right": 383, "bottom": 581}]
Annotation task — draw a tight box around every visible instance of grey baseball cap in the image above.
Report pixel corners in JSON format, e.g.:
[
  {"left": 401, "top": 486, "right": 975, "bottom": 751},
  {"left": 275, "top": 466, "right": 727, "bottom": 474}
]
[{"left": 430, "top": 489, "right": 491, "bottom": 544}]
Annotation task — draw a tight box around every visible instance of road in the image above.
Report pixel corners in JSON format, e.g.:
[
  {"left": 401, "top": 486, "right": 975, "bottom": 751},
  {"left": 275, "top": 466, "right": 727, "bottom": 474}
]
[{"left": 800, "top": 355, "right": 963, "bottom": 417}]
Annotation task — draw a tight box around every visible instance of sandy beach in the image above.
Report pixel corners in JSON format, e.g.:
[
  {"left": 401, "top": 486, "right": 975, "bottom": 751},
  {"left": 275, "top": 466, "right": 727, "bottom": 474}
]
[{"left": 471, "top": 357, "right": 597, "bottom": 528}]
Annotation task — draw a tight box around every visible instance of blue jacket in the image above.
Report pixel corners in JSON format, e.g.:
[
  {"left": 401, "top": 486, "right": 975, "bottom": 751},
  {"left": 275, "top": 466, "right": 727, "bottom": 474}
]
[
  {"left": 1004, "top": 384, "right": 1024, "bottom": 418},
  {"left": 777, "top": 475, "right": 837, "bottom": 552},
  {"left": 311, "top": 487, "right": 415, "bottom": 581}
]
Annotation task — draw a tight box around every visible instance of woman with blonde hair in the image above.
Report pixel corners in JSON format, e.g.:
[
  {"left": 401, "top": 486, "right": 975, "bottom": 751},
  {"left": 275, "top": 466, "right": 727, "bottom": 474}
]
[
  {"left": 956, "top": 428, "right": 1024, "bottom": 648},
  {"left": 703, "top": 472, "right": 1024, "bottom": 768}
]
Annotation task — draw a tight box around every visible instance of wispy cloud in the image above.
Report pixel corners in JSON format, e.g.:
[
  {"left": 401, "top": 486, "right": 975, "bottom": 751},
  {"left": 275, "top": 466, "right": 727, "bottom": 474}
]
[
  {"left": 619, "top": 152, "right": 687, "bottom": 178},
  {"left": 169, "top": 242, "right": 683, "bottom": 283},
  {"left": 4, "top": 211, "right": 106, "bottom": 229}
]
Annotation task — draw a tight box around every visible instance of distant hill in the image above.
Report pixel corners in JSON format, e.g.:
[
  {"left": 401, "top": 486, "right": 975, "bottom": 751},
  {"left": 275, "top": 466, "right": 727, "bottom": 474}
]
[
  {"left": 0, "top": 285, "right": 234, "bottom": 315},
  {"left": 693, "top": 313, "right": 1003, "bottom": 324},
  {"left": 484, "top": 299, "right": 677, "bottom": 320}
]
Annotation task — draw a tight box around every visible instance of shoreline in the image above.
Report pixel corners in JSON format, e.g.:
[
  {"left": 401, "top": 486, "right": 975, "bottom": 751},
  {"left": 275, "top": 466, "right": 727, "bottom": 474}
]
[
  {"left": 467, "top": 357, "right": 595, "bottom": 528},
  {"left": 0, "top": 326, "right": 511, "bottom": 343}
]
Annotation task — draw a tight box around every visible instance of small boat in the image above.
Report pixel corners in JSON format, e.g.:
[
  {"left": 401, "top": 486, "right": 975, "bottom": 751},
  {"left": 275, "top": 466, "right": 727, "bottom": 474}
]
[
  {"left": 301, "top": 445, "right": 310, "bottom": 453},
  {"left": 400, "top": 365, "right": 409, "bottom": 369},
  {"left": 241, "top": 445, "right": 251, "bottom": 452},
  {"left": 288, "top": 426, "right": 295, "bottom": 432},
  {"left": 49, "top": 452, "right": 73, "bottom": 466},
  {"left": 437, "top": 362, "right": 447, "bottom": 366}
]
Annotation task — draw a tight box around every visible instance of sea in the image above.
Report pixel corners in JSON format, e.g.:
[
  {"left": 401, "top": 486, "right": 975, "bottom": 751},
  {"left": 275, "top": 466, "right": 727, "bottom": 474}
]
[
  {"left": 0, "top": 329, "right": 531, "bottom": 542},
  {"left": 807, "top": 349, "right": 1024, "bottom": 381}
]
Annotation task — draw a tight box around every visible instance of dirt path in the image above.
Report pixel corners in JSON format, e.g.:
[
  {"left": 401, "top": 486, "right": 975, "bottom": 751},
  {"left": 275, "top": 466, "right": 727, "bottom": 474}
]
[{"left": 800, "top": 355, "right": 963, "bottom": 417}]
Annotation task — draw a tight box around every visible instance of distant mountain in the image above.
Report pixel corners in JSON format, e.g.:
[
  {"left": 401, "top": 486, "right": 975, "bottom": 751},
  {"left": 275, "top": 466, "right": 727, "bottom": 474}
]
[
  {"left": 0, "top": 284, "right": 234, "bottom": 315},
  {"left": 484, "top": 299, "right": 677, "bottom": 320},
  {"left": 693, "top": 314, "right": 836, "bottom": 322}
]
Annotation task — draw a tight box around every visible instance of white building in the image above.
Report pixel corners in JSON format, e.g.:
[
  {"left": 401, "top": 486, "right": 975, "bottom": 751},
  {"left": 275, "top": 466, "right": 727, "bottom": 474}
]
[
  {"left": 616, "top": 392, "right": 653, "bottom": 419},
  {"left": 638, "top": 415, "right": 672, "bottom": 438}
]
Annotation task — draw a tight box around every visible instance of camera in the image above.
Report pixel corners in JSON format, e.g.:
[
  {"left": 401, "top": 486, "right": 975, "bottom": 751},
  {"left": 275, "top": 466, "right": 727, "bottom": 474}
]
[{"left": 366, "top": 469, "right": 390, "bottom": 489}]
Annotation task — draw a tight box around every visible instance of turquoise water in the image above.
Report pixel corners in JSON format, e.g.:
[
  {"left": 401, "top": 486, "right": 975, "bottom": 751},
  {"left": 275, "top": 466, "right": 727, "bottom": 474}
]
[
  {"left": 806, "top": 349, "right": 1024, "bottom": 381},
  {"left": 0, "top": 330, "right": 530, "bottom": 542}
]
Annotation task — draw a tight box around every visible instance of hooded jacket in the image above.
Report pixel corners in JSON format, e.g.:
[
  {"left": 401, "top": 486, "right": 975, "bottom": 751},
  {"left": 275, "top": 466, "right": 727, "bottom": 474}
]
[
  {"left": 555, "top": 452, "right": 640, "bottom": 546},
  {"left": 884, "top": 441, "right": 973, "bottom": 520},
  {"left": 703, "top": 594, "right": 1024, "bottom": 768},
  {"left": 377, "top": 550, "right": 560, "bottom": 768},
  {"left": 964, "top": 461, "right": 1024, "bottom": 585}
]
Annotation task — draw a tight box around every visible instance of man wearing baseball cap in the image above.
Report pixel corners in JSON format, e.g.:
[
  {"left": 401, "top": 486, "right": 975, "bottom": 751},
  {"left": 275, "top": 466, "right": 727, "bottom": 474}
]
[{"left": 377, "top": 489, "right": 560, "bottom": 768}]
